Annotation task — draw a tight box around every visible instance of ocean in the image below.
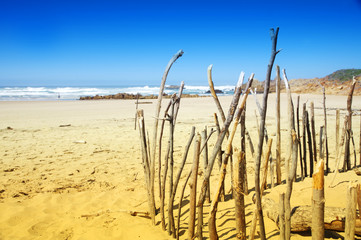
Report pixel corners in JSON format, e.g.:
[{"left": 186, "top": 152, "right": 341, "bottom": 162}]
[{"left": 0, "top": 85, "right": 236, "bottom": 101}]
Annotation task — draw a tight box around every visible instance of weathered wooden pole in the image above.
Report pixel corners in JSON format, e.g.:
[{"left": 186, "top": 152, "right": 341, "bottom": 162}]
[
  {"left": 234, "top": 151, "right": 246, "bottom": 240},
  {"left": 275, "top": 65, "right": 282, "bottom": 185},
  {"left": 318, "top": 82, "right": 329, "bottom": 174},
  {"left": 249, "top": 139, "right": 273, "bottom": 240},
  {"left": 240, "top": 102, "right": 249, "bottom": 194},
  {"left": 305, "top": 110, "right": 314, "bottom": 176},
  {"left": 336, "top": 109, "right": 340, "bottom": 163},
  {"left": 168, "top": 126, "right": 195, "bottom": 237},
  {"left": 282, "top": 69, "right": 295, "bottom": 184},
  {"left": 302, "top": 103, "right": 308, "bottom": 177},
  {"left": 188, "top": 133, "right": 201, "bottom": 240},
  {"left": 201, "top": 127, "right": 211, "bottom": 203},
  {"left": 285, "top": 130, "right": 298, "bottom": 240},
  {"left": 310, "top": 101, "right": 317, "bottom": 169},
  {"left": 208, "top": 79, "right": 252, "bottom": 240},
  {"left": 312, "top": 160, "right": 324, "bottom": 240},
  {"left": 137, "top": 109, "right": 156, "bottom": 224},
  {"left": 279, "top": 193, "right": 285, "bottom": 240},
  {"left": 197, "top": 73, "right": 251, "bottom": 224},
  {"left": 254, "top": 27, "right": 281, "bottom": 240},
  {"left": 344, "top": 78, "right": 357, "bottom": 171},
  {"left": 176, "top": 170, "right": 192, "bottom": 240},
  {"left": 345, "top": 183, "right": 357, "bottom": 240},
  {"left": 296, "top": 95, "right": 304, "bottom": 179},
  {"left": 151, "top": 50, "right": 184, "bottom": 225}
]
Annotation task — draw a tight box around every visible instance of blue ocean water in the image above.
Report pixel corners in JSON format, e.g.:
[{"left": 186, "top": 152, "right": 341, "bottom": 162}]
[{"left": 0, "top": 85, "right": 236, "bottom": 101}]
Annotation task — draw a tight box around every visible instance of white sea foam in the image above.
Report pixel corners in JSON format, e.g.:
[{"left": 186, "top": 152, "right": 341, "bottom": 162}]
[{"left": 0, "top": 85, "right": 236, "bottom": 101}]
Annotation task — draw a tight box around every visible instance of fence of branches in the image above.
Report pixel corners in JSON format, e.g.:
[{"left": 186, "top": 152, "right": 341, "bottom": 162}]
[{"left": 135, "top": 27, "right": 361, "bottom": 240}]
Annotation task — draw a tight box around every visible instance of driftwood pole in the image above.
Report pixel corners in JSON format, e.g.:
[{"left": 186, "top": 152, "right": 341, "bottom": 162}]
[
  {"left": 360, "top": 115, "right": 361, "bottom": 166},
  {"left": 188, "top": 134, "right": 201, "bottom": 240},
  {"left": 310, "top": 101, "right": 317, "bottom": 169},
  {"left": 296, "top": 95, "right": 304, "bottom": 179},
  {"left": 318, "top": 82, "right": 329, "bottom": 174},
  {"left": 345, "top": 183, "right": 357, "bottom": 240},
  {"left": 234, "top": 151, "right": 246, "bottom": 240},
  {"left": 137, "top": 109, "right": 156, "bottom": 224},
  {"left": 197, "top": 72, "right": 250, "bottom": 222},
  {"left": 275, "top": 65, "right": 282, "bottom": 185},
  {"left": 344, "top": 78, "right": 357, "bottom": 171},
  {"left": 249, "top": 139, "right": 273, "bottom": 240},
  {"left": 302, "top": 103, "right": 308, "bottom": 177},
  {"left": 336, "top": 109, "right": 340, "bottom": 163},
  {"left": 282, "top": 69, "right": 295, "bottom": 184},
  {"left": 305, "top": 110, "right": 314, "bottom": 176},
  {"left": 312, "top": 160, "right": 324, "bottom": 240},
  {"left": 176, "top": 170, "right": 192, "bottom": 240},
  {"left": 208, "top": 76, "right": 252, "bottom": 240},
  {"left": 279, "top": 193, "right": 285, "bottom": 240},
  {"left": 240, "top": 103, "right": 249, "bottom": 194},
  {"left": 168, "top": 127, "right": 195, "bottom": 237},
  {"left": 254, "top": 27, "right": 281, "bottom": 240},
  {"left": 151, "top": 50, "right": 184, "bottom": 225},
  {"left": 285, "top": 130, "right": 299, "bottom": 240}
]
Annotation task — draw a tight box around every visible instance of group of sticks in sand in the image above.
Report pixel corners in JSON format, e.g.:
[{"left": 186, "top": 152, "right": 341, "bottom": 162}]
[{"left": 135, "top": 27, "right": 361, "bottom": 240}]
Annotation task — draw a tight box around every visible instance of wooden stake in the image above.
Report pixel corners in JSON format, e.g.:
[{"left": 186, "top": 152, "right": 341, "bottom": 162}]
[
  {"left": 312, "top": 160, "right": 324, "bottom": 240},
  {"left": 305, "top": 110, "right": 314, "bottom": 176},
  {"left": 208, "top": 80, "right": 252, "bottom": 240},
  {"left": 336, "top": 109, "right": 340, "bottom": 162},
  {"left": 319, "top": 126, "right": 324, "bottom": 159},
  {"left": 197, "top": 73, "right": 252, "bottom": 220},
  {"left": 318, "top": 82, "right": 329, "bottom": 174},
  {"left": 296, "top": 95, "right": 304, "bottom": 179},
  {"left": 240, "top": 105, "right": 249, "bottom": 195},
  {"left": 282, "top": 69, "right": 295, "bottom": 184},
  {"left": 249, "top": 139, "right": 273, "bottom": 240},
  {"left": 285, "top": 130, "right": 299, "bottom": 240},
  {"left": 188, "top": 134, "right": 201, "bottom": 240},
  {"left": 137, "top": 109, "right": 156, "bottom": 224},
  {"left": 176, "top": 170, "right": 192, "bottom": 240},
  {"left": 275, "top": 65, "right": 282, "bottom": 185},
  {"left": 169, "top": 126, "right": 195, "bottom": 237},
  {"left": 254, "top": 27, "right": 281, "bottom": 240},
  {"left": 310, "top": 101, "right": 317, "bottom": 169},
  {"left": 234, "top": 151, "right": 246, "bottom": 240},
  {"left": 151, "top": 50, "right": 183, "bottom": 225},
  {"left": 302, "top": 103, "right": 308, "bottom": 177},
  {"left": 345, "top": 183, "right": 357, "bottom": 240},
  {"left": 279, "top": 193, "right": 285, "bottom": 240},
  {"left": 344, "top": 78, "right": 357, "bottom": 171}
]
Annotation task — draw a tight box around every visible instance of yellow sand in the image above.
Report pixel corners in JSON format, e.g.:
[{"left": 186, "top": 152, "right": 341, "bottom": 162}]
[{"left": 0, "top": 93, "right": 360, "bottom": 239}]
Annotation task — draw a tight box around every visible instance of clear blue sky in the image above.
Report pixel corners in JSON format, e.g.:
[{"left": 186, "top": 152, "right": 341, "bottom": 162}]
[{"left": 0, "top": 0, "right": 361, "bottom": 87}]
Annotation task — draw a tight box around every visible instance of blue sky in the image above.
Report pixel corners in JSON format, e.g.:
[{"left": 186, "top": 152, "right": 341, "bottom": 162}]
[{"left": 0, "top": 0, "right": 361, "bottom": 87}]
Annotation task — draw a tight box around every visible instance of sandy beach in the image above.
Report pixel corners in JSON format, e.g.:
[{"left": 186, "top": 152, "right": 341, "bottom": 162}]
[{"left": 1, "top": 93, "right": 361, "bottom": 240}]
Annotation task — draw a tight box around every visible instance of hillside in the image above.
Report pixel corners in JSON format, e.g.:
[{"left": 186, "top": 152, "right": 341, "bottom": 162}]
[{"left": 288, "top": 69, "right": 361, "bottom": 95}]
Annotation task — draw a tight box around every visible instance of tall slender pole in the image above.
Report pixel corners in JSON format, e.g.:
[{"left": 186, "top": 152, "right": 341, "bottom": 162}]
[
  {"left": 275, "top": 65, "right": 282, "bottom": 185},
  {"left": 255, "top": 27, "right": 281, "bottom": 240}
]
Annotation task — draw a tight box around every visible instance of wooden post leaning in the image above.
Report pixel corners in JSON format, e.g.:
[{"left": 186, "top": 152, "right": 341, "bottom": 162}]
[
  {"left": 137, "top": 109, "right": 156, "bottom": 224},
  {"left": 168, "top": 126, "right": 195, "bottom": 237},
  {"left": 187, "top": 133, "right": 201, "bottom": 240},
  {"left": 254, "top": 27, "right": 281, "bottom": 240},
  {"left": 208, "top": 75, "right": 252, "bottom": 240},
  {"left": 312, "top": 160, "right": 325, "bottom": 240},
  {"left": 275, "top": 65, "right": 282, "bottom": 185},
  {"left": 345, "top": 183, "right": 357, "bottom": 240},
  {"left": 344, "top": 78, "right": 357, "bottom": 171},
  {"left": 234, "top": 151, "right": 247, "bottom": 240},
  {"left": 151, "top": 50, "right": 184, "bottom": 225}
]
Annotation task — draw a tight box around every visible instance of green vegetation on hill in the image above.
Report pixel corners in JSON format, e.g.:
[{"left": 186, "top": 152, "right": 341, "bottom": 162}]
[{"left": 326, "top": 69, "right": 361, "bottom": 82}]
